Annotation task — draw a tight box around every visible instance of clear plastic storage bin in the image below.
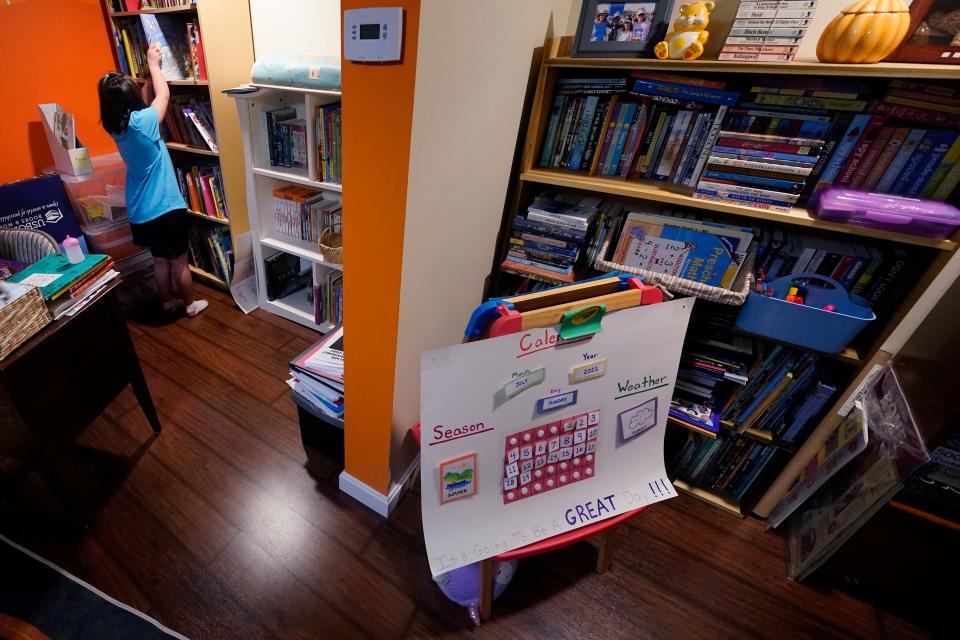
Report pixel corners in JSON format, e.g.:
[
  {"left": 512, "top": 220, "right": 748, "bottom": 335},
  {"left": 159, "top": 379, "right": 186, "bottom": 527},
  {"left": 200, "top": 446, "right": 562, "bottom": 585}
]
[
  {"left": 43, "top": 153, "right": 126, "bottom": 226},
  {"left": 81, "top": 219, "right": 139, "bottom": 260}
]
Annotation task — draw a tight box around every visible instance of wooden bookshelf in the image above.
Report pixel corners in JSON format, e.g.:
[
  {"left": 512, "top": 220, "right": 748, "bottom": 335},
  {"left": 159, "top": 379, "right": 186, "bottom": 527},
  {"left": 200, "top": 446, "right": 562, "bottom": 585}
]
[
  {"left": 165, "top": 141, "right": 218, "bottom": 157},
  {"left": 672, "top": 479, "right": 743, "bottom": 517},
  {"left": 495, "top": 36, "right": 960, "bottom": 521},
  {"left": 521, "top": 168, "right": 955, "bottom": 252},
  {"left": 544, "top": 36, "right": 960, "bottom": 80},
  {"left": 102, "top": 0, "right": 254, "bottom": 290}
]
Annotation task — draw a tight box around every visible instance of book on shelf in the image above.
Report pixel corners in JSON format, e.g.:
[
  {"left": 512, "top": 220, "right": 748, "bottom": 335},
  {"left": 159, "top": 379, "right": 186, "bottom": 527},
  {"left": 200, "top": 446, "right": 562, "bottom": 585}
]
[
  {"left": 262, "top": 107, "right": 307, "bottom": 169},
  {"left": 669, "top": 430, "right": 779, "bottom": 504},
  {"left": 138, "top": 1, "right": 198, "bottom": 8},
  {"left": 313, "top": 271, "right": 343, "bottom": 328},
  {"left": 163, "top": 95, "right": 218, "bottom": 151},
  {"left": 263, "top": 251, "right": 307, "bottom": 301},
  {"left": 316, "top": 103, "right": 342, "bottom": 184},
  {"left": 535, "top": 73, "right": 960, "bottom": 216},
  {"left": 188, "top": 225, "right": 232, "bottom": 283},
  {"left": 174, "top": 160, "right": 228, "bottom": 221},
  {"left": 272, "top": 186, "right": 341, "bottom": 244}
]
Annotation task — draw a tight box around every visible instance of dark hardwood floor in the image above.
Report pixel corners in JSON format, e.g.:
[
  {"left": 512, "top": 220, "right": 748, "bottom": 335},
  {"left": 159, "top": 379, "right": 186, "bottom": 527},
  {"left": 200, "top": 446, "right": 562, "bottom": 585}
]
[{"left": 0, "top": 284, "right": 929, "bottom": 639}]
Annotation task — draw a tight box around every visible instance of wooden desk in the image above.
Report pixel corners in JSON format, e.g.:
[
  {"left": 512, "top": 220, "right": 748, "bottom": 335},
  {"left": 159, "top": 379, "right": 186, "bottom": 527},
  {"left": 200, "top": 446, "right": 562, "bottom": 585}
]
[{"left": 0, "top": 280, "right": 159, "bottom": 515}]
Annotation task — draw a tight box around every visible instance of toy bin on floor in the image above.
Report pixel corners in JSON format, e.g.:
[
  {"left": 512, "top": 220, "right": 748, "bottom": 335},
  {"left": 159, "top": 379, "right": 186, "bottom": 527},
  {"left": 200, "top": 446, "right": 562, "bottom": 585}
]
[
  {"left": 735, "top": 272, "right": 875, "bottom": 353},
  {"left": 81, "top": 219, "right": 139, "bottom": 260}
]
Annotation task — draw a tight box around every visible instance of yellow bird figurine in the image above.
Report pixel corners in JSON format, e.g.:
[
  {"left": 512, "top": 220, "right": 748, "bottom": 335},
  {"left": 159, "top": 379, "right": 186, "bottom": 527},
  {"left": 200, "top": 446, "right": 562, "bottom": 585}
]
[{"left": 654, "top": 1, "right": 715, "bottom": 61}]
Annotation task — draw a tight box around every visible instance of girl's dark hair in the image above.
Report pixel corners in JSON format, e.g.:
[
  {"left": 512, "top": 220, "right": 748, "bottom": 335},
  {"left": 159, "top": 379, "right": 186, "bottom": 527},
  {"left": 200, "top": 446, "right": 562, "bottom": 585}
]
[{"left": 98, "top": 72, "right": 147, "bottom": 135}]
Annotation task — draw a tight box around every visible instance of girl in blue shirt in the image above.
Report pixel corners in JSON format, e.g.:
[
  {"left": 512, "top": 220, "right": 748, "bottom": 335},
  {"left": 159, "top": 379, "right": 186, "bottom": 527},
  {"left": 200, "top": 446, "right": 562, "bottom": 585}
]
[{"left": 98, "top": 44, "right": 207, "bottom": 318}]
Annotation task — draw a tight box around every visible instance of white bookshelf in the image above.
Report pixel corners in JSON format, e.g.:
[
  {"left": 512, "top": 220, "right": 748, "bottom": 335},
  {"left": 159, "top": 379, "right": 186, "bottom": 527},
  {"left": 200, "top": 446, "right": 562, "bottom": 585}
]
[{"left": 232, "top": 85, "right": 342, "bottom": 332}]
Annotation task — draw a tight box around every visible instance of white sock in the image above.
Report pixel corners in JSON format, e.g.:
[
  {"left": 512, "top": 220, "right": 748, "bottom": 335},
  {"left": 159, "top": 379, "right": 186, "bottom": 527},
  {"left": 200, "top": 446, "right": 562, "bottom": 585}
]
[{"left": 186, "top": 299, "right": 209, "bottom": 317}]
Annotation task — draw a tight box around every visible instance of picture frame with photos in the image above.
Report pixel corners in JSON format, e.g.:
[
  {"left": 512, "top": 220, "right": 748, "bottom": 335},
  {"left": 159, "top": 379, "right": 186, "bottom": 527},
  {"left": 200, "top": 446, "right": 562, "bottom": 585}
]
[
  {"left": 572, "top": 0, "right": 674, "bottom": 57},
  {"left": 886, "top": 0, "right": 960, "bottom": 64}
]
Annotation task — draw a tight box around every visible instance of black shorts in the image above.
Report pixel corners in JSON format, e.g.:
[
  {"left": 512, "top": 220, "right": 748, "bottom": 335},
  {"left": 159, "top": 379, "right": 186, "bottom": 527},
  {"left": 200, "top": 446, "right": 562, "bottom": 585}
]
[{"left": 131, "top": 209, "right": 191, "bottom": 259}]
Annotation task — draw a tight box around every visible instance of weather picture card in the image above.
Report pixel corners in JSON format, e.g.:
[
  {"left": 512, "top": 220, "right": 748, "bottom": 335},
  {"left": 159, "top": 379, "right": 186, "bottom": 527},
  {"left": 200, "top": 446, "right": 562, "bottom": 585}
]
[{"left": 420, "top": 298, "right": 692, "bottom": 576}]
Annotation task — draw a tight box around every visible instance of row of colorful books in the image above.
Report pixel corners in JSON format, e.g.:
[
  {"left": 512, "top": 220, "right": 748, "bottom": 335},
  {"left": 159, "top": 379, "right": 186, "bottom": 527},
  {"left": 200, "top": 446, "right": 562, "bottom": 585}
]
[
  {"left": 163, "top": 96, "right": 218, "bottom": 152},
  {"left": 316, "top": 103, "right": 342, "bottom": 184},
  {"left": 313, "top": 270, "right": 343, "bottom": 328},
  {"left": 174, "top": 161, "right": 228, "bottom": 221},
  {"left": 538, "top": 73, "right": 960, "bottom": 213},
  {"left": 264, "top": 107, "right": 308, "bottom": 170},
  {"left": 187, "top": 225, "right": 231, "bottom": 283},
  {"left": 113, "top": 14, "right": 206, "bottom": 81},
  {"left": 718, "top": 0, "right": 818, "bottom": 63},
  {"left": 138, "top": 1, "right": 197, "bottom": 8},
  {"left": 670, "top": 431, "right": 778, "bottom": 503},
  {"left": 271, "top": 186, "right": 342, "bottom": 243},
  {"left": 501, "top": 193, "right": 618, "bottom": 283}
]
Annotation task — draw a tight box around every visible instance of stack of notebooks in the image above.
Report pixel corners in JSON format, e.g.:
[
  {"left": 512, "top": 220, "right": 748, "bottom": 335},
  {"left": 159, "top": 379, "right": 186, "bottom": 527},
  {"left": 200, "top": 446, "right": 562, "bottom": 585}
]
[
  {"left": 502, "top": 194, "right": 602, "bottom": 282},
  {"left": 538, "top": 73, "right": 739, "bottom": 188},
  {"left": 315, "top": 103, "right": 343, "bottom": 184},
  {"left": 718, "top": 0, "right": 818, "bottom": 62},
  {"left": 175, "top": 160, "right": 228, "bottom": 221},
  {"left": 670, "top": 431, "right": 779, "bottom": 503},
  {"left": 669, "top": 338, "right": 751, "bottom": 437},
  {"left": 264, "top": 107, "right": 308, "bottom": 170},
  {"left": 9, "top": 253, "right": 119, "bottom": 320},
  {"left": 609, "top": 210, "right": 753, "bottom": 287},
  {"left": 271, "top": 186, "right": 342, "bottom": 244},
  {"left": 288, "top": 326, "right": 344, "bottom": 421},
  {"left": 164, "top": 96, "right": 218, "bottom": 153}
]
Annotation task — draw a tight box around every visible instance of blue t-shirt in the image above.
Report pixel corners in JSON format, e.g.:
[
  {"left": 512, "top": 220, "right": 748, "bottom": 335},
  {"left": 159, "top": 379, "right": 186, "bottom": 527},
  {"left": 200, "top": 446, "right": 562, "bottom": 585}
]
[{"left": 112, "top": 107, "right": 186, "bottom": 224}]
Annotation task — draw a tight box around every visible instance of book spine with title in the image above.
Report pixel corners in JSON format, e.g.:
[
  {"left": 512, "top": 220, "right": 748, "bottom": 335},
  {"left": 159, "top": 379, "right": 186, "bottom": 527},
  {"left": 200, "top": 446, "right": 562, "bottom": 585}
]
[{"left": 719, "top": 0, "right": 817, "bottom": 62}]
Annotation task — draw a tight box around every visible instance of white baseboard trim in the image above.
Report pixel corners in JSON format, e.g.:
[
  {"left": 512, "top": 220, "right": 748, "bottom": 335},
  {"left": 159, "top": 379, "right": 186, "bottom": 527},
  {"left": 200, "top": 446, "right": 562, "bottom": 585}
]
[{"left": 339, "top": 454, "right": 420, "bottom": 517}]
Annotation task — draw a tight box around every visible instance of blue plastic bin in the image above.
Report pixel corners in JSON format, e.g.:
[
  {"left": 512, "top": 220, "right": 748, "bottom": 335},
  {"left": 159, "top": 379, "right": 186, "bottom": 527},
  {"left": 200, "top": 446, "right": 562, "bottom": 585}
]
[{"left": 735, "top": 272, "right": 875, "bottom": 353}]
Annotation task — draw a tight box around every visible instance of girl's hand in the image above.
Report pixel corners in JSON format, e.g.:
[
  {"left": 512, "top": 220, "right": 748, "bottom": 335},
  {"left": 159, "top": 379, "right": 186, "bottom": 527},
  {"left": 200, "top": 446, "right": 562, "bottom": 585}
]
[{"left": 146, "top": 43, "right": 163, "bottom": 68}]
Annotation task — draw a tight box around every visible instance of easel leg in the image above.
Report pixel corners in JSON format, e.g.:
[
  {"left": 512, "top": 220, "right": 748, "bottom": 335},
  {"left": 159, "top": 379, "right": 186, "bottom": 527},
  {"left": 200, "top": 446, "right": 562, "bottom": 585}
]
[
  {"left": 479, "top": 558, "right": 494, "bottom": 621},
  {"left": 595, "top": 527, "right": 616, "bottom": 574}
]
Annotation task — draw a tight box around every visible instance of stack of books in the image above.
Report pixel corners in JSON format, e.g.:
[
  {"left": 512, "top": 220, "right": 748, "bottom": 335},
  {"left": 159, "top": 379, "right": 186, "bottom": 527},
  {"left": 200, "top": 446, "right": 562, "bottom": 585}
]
[
  {"left": 719, "top": 0, "right": 818, "bottom": 62},
  {"left": 695, "top": 131, "right": 824, "bottom": 212},
  {"left": 670, "top": 338, "right": 752, "bottom": 437},
  {"left": 164, "top": 96, "right": 218, "bottom": 152},
  {"left": 609, "top": 210, "right": 753, "bottom": 287},
  {"left": 175, "top": 160, "right": 228, "bottom": 221},
  {"left": 315, "top": 103, "right": 342, "bottom": 184},
  {"left": 313, "top": 270, "right": 343, "bottom": 327},
  {"left": 187, "top": 226, "right": 231, "bottom": 283},
  {"left": 8, "top": 253, "right": 119, "bottom": 320},
  {"left": 288, "top": 326, "right": 344, "bottom": 421},
  {"left": 271, "top": 186, "right": 342, "bottom": 244},
  {"left": 264, "top": 107, "right": 307, "bottom": 170},
  {"left": 502, "top": 194, "right": 602, "bottom": 283}
]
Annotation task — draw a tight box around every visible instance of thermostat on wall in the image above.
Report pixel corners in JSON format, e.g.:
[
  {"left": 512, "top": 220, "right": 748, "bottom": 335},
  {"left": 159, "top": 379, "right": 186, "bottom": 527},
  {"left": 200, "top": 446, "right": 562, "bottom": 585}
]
[{"left": 344, "top": 7, "right": 403, "bottom": 62}]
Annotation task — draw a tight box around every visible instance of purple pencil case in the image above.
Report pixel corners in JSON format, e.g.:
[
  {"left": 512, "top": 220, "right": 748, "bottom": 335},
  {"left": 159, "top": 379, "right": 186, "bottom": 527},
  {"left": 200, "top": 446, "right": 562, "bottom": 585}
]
[{"left": 815, "top": 189, "right": 960, "bottom": 239}]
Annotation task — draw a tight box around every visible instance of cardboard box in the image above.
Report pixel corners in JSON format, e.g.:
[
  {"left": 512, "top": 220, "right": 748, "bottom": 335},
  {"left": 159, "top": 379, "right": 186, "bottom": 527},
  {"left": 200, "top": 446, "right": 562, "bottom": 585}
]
[{"left": 37, "top": 103, "right": 92, "bottom": 177}]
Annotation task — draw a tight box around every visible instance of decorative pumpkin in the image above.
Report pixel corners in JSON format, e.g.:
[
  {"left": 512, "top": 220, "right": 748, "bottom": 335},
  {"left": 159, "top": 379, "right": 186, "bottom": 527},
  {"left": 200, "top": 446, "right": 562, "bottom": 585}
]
[{"left": 816, "top": 0, "right": 912, "bottom": 63}]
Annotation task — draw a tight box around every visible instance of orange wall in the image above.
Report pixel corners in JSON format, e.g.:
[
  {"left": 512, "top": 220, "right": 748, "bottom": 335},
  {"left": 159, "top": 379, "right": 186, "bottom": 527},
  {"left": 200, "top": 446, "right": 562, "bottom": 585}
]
[
  {"left": 341, "top": 0, "right": 420, "bottom": 494},
  {"left": 0, "top": 0, "right": 117, "bottom": 184}
]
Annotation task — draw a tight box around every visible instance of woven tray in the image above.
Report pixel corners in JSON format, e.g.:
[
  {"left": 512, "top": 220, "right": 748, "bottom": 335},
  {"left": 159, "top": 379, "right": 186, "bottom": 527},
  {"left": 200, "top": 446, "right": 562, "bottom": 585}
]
[
  {"left": 318, "top": 228, "right": 342, "bottom": 265},
  {"left": 593, "top": 238, "right": 756, "bottom": 306},
  {"left": 0, "top": 283, "right": 52, "bottom": 361}
]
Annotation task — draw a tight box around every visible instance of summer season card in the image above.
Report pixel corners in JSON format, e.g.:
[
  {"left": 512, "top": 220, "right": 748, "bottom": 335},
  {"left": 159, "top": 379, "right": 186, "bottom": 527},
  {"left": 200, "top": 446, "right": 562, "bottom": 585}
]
[{"left": 420, "top": 298, "right": 692, "bottom": 576}]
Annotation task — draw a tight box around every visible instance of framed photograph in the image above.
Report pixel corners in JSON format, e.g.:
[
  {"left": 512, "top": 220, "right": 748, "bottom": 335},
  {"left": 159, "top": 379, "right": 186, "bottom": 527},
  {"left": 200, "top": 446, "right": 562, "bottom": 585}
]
[
  {"left": 886, "top": 0, "right": 960, "bottom": 64},
  {"left": 573, "top": 0, "right": 673, "bottom": 57}
]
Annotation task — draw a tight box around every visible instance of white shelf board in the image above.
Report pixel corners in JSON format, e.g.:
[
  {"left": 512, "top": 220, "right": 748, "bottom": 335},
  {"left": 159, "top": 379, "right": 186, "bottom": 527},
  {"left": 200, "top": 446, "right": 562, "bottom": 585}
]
[
  {"left": 260, "top": 234, "right": 343, "bottom": 270},
  {"left": 263, "top": 295, "right": 333, "bottom": 333},
  {"left": 251, "top": 83, "right": 342, "bottom": 96},
  {"left": 252, "top": 166, "right": 343, "bottom": 192}
]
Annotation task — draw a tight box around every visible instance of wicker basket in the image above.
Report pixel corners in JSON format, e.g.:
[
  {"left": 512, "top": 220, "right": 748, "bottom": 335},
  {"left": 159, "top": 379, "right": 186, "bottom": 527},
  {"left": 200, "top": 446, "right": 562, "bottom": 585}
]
[
  {"left": 318, "top": 228, "right": 342, "bottom": 265},
  {"left": 0, "top": 283, "right": 52, "bottom": 361},
  {"left": 593, "top": 238, "right": 756, "bottom": 306}
]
